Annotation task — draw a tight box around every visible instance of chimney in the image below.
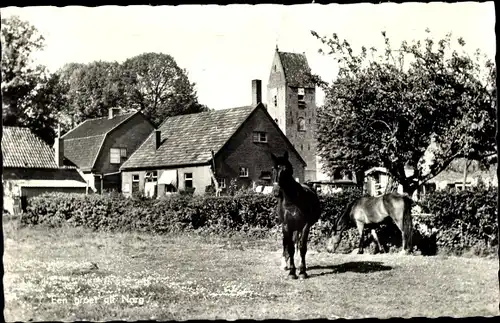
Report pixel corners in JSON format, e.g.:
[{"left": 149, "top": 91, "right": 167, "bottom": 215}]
[
  {"left": 252, "top": 79, "right": 262, "bottom": 106},
  {"left": 55, "top": 124, "right": 64, "bottom": 167},
  {"left": 155, "top": 129, "right": 161, "bottom": 150},
  {"left": 109, "top": 107, "right": 121, "bottom": 119}
]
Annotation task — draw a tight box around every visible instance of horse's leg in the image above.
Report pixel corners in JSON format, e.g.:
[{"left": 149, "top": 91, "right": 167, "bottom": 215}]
[
  {"left": 392, "top": 217, "right": 407, "bottom": 255},
  {"left": 371, "top": 229, "right": 385, "bottom": 254},
  {"left": 356, "top": 220, "right": 365, "bottom": 254},
  {"left": 281, "top": 233, "right": 289, "bottom": 270},
  {"left": 281, "top": 228, "right": 289, "bottom": 270},
  {"left": 286, "top": 230, "right": 297, "bottom": 279},
  {"left": 298, "top": 224, "right": 311, "bottom": 279}
]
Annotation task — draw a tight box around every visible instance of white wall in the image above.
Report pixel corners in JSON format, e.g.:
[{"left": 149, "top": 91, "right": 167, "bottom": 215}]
[{"left": 176, "top": 165, "right": 212, "bottom": 195}]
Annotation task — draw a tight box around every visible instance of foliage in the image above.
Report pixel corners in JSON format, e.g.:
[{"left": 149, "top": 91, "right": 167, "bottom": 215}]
[
  {"left": 1, "top": 16, "right": 65, "bottom": 145},
  {"left": 22, "top": 186, "right": 497, "bottom": 256},
  {"left": 417, "top": 186, "right": 497, "bottom": 255},
  {"left": 56, "top": 61, "right": 129, "bottom": 130},
  {"left": 311, "top": 29, "right": 496, "bottom": 195},
  {"left": 120, "top": 52, "right": 209, "bottom": 126},
  {"left": 54, "top": 53, "right": 209, "bottom": 128}
]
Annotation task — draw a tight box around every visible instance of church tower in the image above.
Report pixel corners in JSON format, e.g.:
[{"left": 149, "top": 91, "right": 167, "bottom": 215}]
[{"left": 267, "top": 46, "right": 318, "bottom": 182}]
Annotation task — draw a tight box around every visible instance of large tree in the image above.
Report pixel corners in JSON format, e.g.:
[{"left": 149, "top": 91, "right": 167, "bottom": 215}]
[
  {"left": 56, "top": 61, "right": 129, "bottom": 128},
  {"left": 1, "top": 16, "right": 65, "bottom": 144},
  {"left": 120, "top": 52, "right": 208, "bottom": 126},
  {"left": 311, "top": 29, "right": 496, "bottom": 195}
]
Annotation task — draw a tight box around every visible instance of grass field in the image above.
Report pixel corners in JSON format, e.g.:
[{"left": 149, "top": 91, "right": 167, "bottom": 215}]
[{"left": 3, "top": 217, "right": 499, "bottom": 320}]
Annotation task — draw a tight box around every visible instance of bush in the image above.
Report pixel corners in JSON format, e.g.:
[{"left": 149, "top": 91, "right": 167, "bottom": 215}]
[
  {"left": 417, "top": 186, "right": 498, "bottom": 256},
  {"left": 21, "top": 185, "right": 497, "bottom": 256}
]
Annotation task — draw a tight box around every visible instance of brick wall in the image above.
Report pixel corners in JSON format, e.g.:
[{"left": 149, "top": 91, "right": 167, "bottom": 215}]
[
  {"left": 215, "top": 107, "right": 305, "bottom": 187},
  {"left": 285, "top": 85, "right": 317, "bottom": 181},
  {"left": 267, "top": 52, "right": 288, "bottom": 133},
  {"left": 94, "top": 113, "right": 155, "bottom": 175},
  {"left": 266, "top": 50, "right": 318, "bottom": 182}
]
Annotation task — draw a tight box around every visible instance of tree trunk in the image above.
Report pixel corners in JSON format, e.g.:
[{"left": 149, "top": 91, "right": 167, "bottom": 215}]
[
  {"left": 401, "top": 180, "right": 417, "bottom": 198},
  {"left": 462, "top": 158, "right": 471, "bottom": 191}
]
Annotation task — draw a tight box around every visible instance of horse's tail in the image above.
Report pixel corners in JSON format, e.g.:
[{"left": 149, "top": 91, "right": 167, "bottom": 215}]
[{"left": 402, "top": 195, "right": 413, "bottom": 251}]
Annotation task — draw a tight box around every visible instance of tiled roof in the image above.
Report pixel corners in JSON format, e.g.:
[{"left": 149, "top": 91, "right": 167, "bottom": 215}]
[
  {"left": 121, "top": 106, "right": 256, "bottom": 170},
  {"left": 62, "top": 113, "right": 135, "bottom": 139},
  {"left": 61, "top": 112, "right": 138, "bottom": 171},
  {"left": 14, "top": 179, "right": 88, "bottom": 188},
  {"left": 278, "top": 51, "right": 315, "bottom": 88},
  {"left": 64, "top": 135, "right": 106, "bottom": 172},
  {"left": 2, "top": 126, "right": 61, "bottom": 169},
  {"left": 429, "top": 168, "right": 497, "bottom": 184}
]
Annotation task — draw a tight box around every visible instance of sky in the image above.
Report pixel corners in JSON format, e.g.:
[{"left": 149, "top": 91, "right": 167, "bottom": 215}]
[{"left": 1, "top": 3, "right": 496, "bottom": 110}]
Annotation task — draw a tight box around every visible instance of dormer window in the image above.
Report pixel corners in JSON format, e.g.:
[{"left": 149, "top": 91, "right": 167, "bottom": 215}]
[{"left": 298, "top": 88, "right": 306, "bottom": 108}]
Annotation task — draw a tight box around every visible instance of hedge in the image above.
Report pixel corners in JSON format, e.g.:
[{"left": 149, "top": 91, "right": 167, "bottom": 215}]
[
  {"left": 21, "top": 186, "right": 498, "bottom": 256},
  {"left": 417, "top": 186, "right": 498, "bottom": 256}
]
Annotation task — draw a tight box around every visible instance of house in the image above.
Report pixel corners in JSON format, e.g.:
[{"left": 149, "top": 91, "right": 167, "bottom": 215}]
[
  {"left": 364, "top": 160, "right": 497, "bottom": 199},
  {"left": 2, "top": 126, "right": 87, "bottom": 214},
  {"left": 427, "top": 160, "right": 498, "bottom": 191},
  {"left": 120, "top": 80, "right": 306, "bottom": 197},
  {"left": 62, "top": 108, "right": 155, "bottom": 193}
]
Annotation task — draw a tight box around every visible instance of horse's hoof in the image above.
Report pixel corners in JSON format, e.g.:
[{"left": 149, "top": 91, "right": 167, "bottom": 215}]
[
  {"left": 282, "top": 265, "right": 289, "bottom": 271},
  {"left": 299, "top": 273, "right": 308, "bottom": 279},
  {"left": 288, "top": 274, "right": 298, "bottom": 280}
]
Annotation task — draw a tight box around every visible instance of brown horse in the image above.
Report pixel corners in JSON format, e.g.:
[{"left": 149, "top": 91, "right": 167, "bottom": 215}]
[
  {"left": 326, "top": 193, "right": 413, "bottom": 254},
  {"left": 272, "top": 151, "right": 321, "bottom": 279}
]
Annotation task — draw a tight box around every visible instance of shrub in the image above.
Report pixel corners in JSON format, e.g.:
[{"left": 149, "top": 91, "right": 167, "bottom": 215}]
[
  {"left": 21, "top": 185, "right": 497, "bottom": 256},
  {"left": 417, "top": 186, "right": 498, "bottom": 256}
]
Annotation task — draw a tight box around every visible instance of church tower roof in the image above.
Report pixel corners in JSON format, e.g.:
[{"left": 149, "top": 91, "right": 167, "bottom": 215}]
[{"left": 276, "top": 51, "right": 315, "bottom": 88}]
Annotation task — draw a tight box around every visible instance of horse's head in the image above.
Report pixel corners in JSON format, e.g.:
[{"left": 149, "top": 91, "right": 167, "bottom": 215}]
[
  {"left": 326, "top": 201, "right": 355, "bottom": 253},
  {"left": 271, "top": 151, "right": 293, "bottom": 197},
  {"left": 326, "top": 217, "right": 343, "bottom": 253}
]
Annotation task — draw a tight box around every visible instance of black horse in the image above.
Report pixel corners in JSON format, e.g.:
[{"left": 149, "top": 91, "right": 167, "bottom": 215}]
[{"left": 271, "top": 151, "right": 321, "bottom": 279}]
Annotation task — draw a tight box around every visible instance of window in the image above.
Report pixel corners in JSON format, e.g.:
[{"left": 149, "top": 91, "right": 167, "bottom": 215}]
[
  {"left": 252, "top": 131, "right": 267, "bottom": 143},
  {"left": 274, "top": 118, "right": 278, "bottom": 123},
  {"left": 131, "top": 174, "right": 140, "bottom": 193},
  {"left": 260, "top": 171, "right": 272, "bottom": 180},
  {"left": 298, "top": 88, "right": 306, "bottom": 107},
  {"left": 184, "top": 173, "right": 193, "bottom": 188},
  {"left": 308, "top": 144, "right": 311, "bottom": 151},
  {"left": 110, "top": 148, "right": 127, "bottom": 164},
  {"left": 217, "top": 178, "right": 226, "bottom": 188},
  {"left": 110, "top": 148, "right": 121, "bottom": 164},
  {"left": 300, "top": 144, "right": 304, "bottom": 151},
  {"left": 274, "top": 64, "right": 277, "bottom": 72},
  {"left": 298, "top": 118, "right": 306, "bottom": 131},
  {"left": 239, "top": 167, "right": 249, "bottom": 178},
  {"left": 273, "top": 95, "right": 277, "bottom": 107},
  {"left": 145, "top": 171, "right": 158, "bottom": 182}
]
